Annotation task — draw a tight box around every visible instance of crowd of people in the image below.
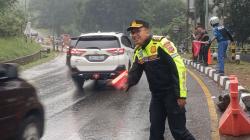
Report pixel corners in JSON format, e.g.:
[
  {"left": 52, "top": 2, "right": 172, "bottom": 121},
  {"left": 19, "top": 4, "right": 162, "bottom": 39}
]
[
  {"left": 192, "top": 24, "right": 210, "bottom": 66},
  {"left": 191, "top": 16, "right": 234, "bottom": 75}
]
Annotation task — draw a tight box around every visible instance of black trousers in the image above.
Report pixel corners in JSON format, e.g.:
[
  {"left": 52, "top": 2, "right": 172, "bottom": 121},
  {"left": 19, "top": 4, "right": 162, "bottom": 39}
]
[
  {"left": 198, "top": 45, "right": 204, "bottom": 63},
  {"left": 202, "top": 45, "right": 210, "bottom": 65},
  {"left": 198, "top": 45, "right": 210, "bottom": 65},
  {"left": 149, "top": 93, "right": 195, "bottom": 140}
]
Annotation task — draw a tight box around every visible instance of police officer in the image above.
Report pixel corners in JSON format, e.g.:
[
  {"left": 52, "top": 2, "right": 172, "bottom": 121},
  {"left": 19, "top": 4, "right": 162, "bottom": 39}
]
[
  {"left": 209, "top": 16, "right": 234, "bottom": 75},
  {"left": 125, "top": 19, "right": 195, "bottom": 140}
]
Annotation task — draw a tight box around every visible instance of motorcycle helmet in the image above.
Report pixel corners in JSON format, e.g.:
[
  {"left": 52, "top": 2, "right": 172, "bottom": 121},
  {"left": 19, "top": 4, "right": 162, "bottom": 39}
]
[{"left": 209, "top": 16, "right": 220, "bottom": 27}]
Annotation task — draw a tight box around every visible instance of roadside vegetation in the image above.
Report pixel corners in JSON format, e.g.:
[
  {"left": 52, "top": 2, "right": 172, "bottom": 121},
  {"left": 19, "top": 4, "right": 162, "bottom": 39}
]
[
  {"left": 0, "top": 37, "right": 41, "bottom": 62},
  {"left": 0, "top": 0, "right": 40, "bottom": 62},
  {"left": 0, "top": 0, "right": 58, "bottom": 68},
  {"left": 225, "top": 61, "right": 250, "bottom": 91}
]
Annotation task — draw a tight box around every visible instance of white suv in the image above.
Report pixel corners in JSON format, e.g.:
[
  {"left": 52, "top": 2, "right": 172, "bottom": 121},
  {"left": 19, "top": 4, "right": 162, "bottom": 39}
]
[{"left": 69, "top": 32, "right": 134, "bottom": 89}]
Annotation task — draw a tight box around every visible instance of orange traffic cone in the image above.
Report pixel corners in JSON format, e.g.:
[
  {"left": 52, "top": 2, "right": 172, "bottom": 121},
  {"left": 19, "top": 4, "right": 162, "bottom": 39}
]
[
  {"left": 111, "top": 70, "right": 128, "bottom": 90},
  {"left": 219, "top": 75, "right": 250, "bottom": 136},
  {"left": 207, "top": 48, "right": 212, "bottom": 65}
]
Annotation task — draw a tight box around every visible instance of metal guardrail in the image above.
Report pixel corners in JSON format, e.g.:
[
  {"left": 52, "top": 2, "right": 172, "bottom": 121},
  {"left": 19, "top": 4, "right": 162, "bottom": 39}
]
[
  {"left": 236, "top": 48, "right": 250, "bottom": 54},
  {"left": 1, "top": 48, "right": 50, "bottom": 65},
  {"left": 210, "top": 47, "right": 250, "bottom": 54}
]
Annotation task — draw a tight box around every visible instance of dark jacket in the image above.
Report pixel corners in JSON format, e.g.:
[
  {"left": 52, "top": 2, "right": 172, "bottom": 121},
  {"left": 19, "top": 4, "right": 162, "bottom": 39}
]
[{"left": 128, "top": 35, "right": 187, "bottom": 98}]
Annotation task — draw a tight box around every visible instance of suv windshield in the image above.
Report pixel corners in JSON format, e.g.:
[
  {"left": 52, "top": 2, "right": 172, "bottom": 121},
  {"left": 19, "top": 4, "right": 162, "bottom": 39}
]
[
  {"left": 70, "top": 38, "right": 78, "bottom": 47},
  {"left": 76, "top": 36, "right": 120, "bottom": 49}
]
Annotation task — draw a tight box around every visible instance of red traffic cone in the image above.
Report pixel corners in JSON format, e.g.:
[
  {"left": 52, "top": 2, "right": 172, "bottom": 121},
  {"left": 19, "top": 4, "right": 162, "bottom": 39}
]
[
  {"left": 111, "top": 70, "right": 128, "bottom": 90},
  {"left": 219, "top": 75, "right": 250, "bottom": 136}
]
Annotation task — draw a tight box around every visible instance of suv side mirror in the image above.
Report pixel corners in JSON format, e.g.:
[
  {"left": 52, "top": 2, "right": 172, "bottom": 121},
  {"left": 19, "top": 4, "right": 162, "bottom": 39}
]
[{"left": 0, "top": 63, "right": 18, "bottom": 81}]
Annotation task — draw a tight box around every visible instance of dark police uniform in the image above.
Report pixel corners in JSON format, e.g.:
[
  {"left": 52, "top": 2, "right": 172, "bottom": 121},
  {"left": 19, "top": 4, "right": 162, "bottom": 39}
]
[{"left": 127, "top": 35, "right": 195, "bottom": 140}]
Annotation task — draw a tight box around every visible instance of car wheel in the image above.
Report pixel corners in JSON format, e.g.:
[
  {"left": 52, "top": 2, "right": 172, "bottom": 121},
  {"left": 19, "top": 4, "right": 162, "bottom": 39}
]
[
  {"left": 17, "top": 116, "right": 41, "bottom": 140},
  {"left": 72, "top": 76, "right": 85, "bottom": 90}
]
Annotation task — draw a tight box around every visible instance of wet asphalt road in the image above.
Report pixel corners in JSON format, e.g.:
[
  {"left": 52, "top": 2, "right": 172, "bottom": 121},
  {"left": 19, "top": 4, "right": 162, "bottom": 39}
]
[{"left": 20, "top": 53, "right": 247, "bottom": 140}]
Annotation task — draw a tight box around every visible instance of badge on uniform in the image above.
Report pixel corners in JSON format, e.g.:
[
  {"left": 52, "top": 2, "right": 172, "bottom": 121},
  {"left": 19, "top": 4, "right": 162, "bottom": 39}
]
[
  {"left": 165, "top": 42, "right": 175, "bottom": 53},
  {"left": 139, "top": 49, "right": 143, "bottom": 58},
  {"left": 150, "top": 46, "right": 156, "bottom": 53}
]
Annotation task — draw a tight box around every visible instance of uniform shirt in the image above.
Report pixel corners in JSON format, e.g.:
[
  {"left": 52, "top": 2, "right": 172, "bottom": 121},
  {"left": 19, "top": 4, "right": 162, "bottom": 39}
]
[
  {"left": 128, "top": 35, "right": 187, "bottom": 98},
  {"left": 213, "top": 25, "right": 234, "bottom": 42}
]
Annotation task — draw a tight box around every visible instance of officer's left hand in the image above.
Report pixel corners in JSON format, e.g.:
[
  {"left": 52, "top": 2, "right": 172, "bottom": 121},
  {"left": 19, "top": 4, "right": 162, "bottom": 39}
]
[{"left": 177, "top": 98, "right": 186, "bottom": 108}]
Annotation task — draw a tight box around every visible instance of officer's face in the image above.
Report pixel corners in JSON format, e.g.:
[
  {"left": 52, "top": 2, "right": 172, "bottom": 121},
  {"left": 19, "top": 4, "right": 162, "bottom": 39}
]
[{"left": 130, "top": 27, "right": 150, "bottom": 46}]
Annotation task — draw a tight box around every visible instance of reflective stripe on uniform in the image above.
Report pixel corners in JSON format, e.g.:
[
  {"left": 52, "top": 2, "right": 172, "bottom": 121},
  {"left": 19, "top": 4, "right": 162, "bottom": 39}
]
[
  {"left": 132, "top": 36, "right": 187, "bottom": 98},
  {"left": 160, "top": 37, "right": 187, "bottom": 98},
  {"left": 170, "top": 53, "right": 179, "bottom": 58}
]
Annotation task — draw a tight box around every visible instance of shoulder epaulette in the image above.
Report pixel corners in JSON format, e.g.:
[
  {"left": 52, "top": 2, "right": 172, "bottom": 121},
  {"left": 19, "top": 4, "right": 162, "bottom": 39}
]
[{"left": 152, "top": 35, "right": 164, "bottom": 42}]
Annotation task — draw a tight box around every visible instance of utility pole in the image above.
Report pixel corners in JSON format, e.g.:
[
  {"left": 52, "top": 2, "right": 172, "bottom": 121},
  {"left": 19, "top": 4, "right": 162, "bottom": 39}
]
[
  {"left": 186, "top": 0, "right": 190, "bottom": 52},
  {"left": 24, "top": 0, "right": 28, "bottom": 43},
  {"left": 51, "top": 0, "right": 55, "bottom": 51},
  {"left": 24, "top": 0, "right": 30, "bottom": 23},
  {"left": 205, "top": 0, "right": 209, "bottom": 30},
  {"left": 24, "top": 0, "right": 26, "bottom": 21}
]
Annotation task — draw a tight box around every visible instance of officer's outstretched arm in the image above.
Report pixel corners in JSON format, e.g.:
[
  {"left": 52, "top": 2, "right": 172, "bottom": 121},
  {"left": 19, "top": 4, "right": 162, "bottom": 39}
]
[
  {"left": 127, "top": 57, "right": 143, "bottom": 91},
  {"left": 159, "top": 38, "right": 187, "bottom": 99}
]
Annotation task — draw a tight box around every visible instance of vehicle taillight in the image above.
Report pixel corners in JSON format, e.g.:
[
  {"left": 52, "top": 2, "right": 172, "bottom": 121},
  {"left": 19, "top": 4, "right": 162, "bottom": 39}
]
[
  {"left": 105, "top": 48, "right": 125, "bottom": 55},
  {"left": 71, "top": 49, "right": 86, "bottom": 56}
]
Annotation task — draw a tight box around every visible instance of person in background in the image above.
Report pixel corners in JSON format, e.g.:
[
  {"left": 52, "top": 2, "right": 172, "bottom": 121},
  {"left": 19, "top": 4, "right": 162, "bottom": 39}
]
[
  {"left": 198, "top": 26, "right": 210, "bottom": 66},
  {"left": 125, "top": 19, "right": 195, "bottom": 140},
  {"left": 208, "top": 16, "right": 234, "bottom": 75},
  {"left": 191, "top": 25, "right": 202, "bottom": 62}
]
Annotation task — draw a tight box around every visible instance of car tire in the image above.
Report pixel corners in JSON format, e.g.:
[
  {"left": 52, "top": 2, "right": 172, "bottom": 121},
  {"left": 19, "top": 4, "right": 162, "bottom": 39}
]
[
  {"left": 72, "top": 76, "right": 85, "bottom": 90},
  {"left": 17, "top": 115, "right": 42, "bottom": 140}
]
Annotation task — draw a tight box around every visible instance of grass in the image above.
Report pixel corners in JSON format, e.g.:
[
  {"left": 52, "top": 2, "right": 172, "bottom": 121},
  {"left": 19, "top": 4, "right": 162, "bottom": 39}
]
[
  {"left": 181, "top": 52, "right": 250, "bottom": 91},
  {"left": 0, "top": 36, "right": 59, "bottom": 71},
  {"left": 225, "top": 61, "right": 250, "bottom": 91},
  {"left": 0, "top": 37, "right": 41, "bottom": 62}
]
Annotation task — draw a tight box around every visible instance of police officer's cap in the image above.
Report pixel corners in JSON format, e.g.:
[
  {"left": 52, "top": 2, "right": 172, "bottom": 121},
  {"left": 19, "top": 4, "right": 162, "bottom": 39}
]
[{"left": 127, "top": 19, "right": 149, "bottom": 31}]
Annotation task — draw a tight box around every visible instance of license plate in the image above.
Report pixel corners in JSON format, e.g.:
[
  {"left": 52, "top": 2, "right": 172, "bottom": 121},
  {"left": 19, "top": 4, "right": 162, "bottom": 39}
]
[{"left": 89, "top": 55, "right": 105, "bottom": 61}]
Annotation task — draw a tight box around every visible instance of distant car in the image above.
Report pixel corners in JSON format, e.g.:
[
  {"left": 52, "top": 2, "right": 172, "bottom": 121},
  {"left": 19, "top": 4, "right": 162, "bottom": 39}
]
[
  {"left": 66, "top": 37, "right": 79, "bottom": 66},
  {"left": 69, "top": 32, "right": 134, "bottom": 89},
  {"left": 0, "top": 63, "right": 45, "bottom": 140}
]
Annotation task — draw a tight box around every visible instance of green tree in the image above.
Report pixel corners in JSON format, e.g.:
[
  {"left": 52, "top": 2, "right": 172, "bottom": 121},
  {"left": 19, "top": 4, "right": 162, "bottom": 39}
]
[
  {"left": 82, "top": 0, "right": 140, "bottom": 32},
  {"left": 28, "top": 0, "right": 186, "bottom": 38},
  {"left": 0, "top": 0, "right": 25, "bottom": 37},
  {"left": 139, "top": 0, "right": 186, "bottom": 45},
  {"left": 0, "top": 0, "right": 17, "bottom": 13},
  {"left": 29, "top": 0, "right": 82, "bottom": 36},
  {"left": 228, "top": 0, "right": 250, "bottom": 46},
  {"left": 194, "top": 0, "right": 206, "bottom": 26}
]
